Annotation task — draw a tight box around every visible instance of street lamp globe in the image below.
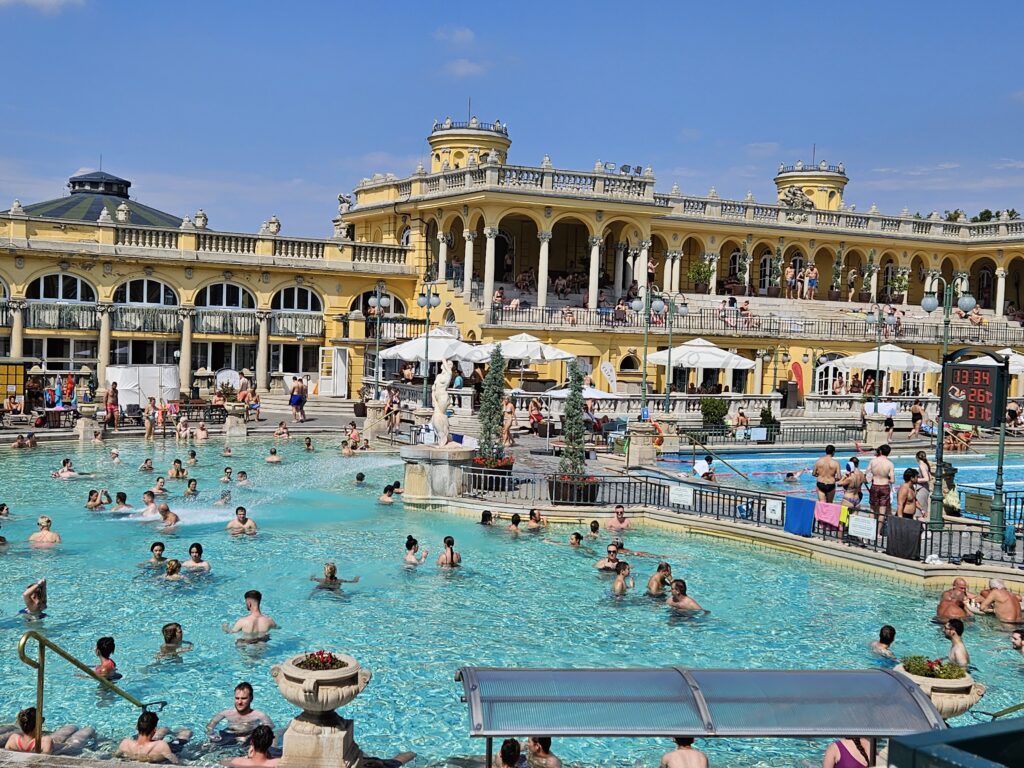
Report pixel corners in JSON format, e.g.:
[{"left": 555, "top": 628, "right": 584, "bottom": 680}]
[
  {"left": 651, "top": 298, "right": 666, "bottom": 315},
  {"left": 884, "top": 312, "right": 898, "bottom": 326},
  {"left": 678, "top": 302, "right": 689, "bottom": 317},
  {"left": 630, "top": 298, "right": 643, "bottom": 313},
  {"left": 380, "top": 295, "right": 391, "bottom": 310},
  {"left": 801, "top": 353, "right": 810, "bottom": 364},
  {"left": 921, "top": 292, "right": 939, "bottom": 313},
  {"left": 957, "top": 291, "right": 976, "bottom": 314},
  {"left": 416, "top": 293, "right": 427, "bottom": 308},
  {"left": 368, "top": 296, "right": 378, "bottom": 309},
  {"left": 430, "top": 293, "right": 441, "bottom": 308},
  {"left": 865, "top": 308, "right": 878, "bottom": 325}
]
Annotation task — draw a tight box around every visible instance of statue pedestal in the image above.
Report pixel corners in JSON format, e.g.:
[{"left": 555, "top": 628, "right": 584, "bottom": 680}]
[
  {"left": 74, "top": 416, "right": 99, "bottom": 441},
  {"left": 224, "top": 415, "right": 248, "bottom": 438},
  {"left": 279, "top": 714, "right": 363, "bottom": 768},
  {"left": 864, "top": 413, "right": 887, "bottom": 448},
  {"left": 400, "top": 445, "right": 475, "bottom": 499},
  {"left": 626, "top": 422, "right": 658, "bottom": 468}
]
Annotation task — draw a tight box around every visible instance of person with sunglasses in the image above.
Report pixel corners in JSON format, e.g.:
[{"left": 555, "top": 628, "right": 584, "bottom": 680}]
[{"left": 594, "top": 545, "right": 619, "bottom": 571}]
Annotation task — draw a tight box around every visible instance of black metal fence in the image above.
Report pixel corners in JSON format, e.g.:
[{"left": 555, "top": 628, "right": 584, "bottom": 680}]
[
  {"left": 460, "top": 467, "right": 1022, "bottom": 565},
  {"left": 677, "top": 423, "right": 864, "bottom": 446}
]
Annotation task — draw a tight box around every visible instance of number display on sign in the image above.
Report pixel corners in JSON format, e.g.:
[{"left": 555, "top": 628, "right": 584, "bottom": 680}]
[{"left": 942, "top": 362, "right": 1005, "bottom": 429}]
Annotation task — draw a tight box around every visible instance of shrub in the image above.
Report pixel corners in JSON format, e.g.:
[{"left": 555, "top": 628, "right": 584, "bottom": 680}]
[
  {"left": 700, "top": 398, "right": 729, "bottom": 427},
  {"left": 219, "top": 383, "right": 237, "bottom": 402},
  {"left": 759, "top": 406, "right": 779, "bottom": 428},
  {"left": 477, "top": 346, "right": 507, "bottom": 466},
  {"left": 558, "top": 360, "right": 587, "bottom": 479},
  {"left": 687, "top": 260, "right": 714, "bottom": 286}
]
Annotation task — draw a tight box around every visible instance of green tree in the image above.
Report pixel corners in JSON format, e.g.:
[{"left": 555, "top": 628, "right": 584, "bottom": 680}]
[
  {"left": 970, "top": 209, "right": 994, "bottom": 223},
  {"left": 477, "top": 346, "right": 507, "bottom": 464},
  {"left": 558, "top": 360, "right": 587, "bottom": 478}
]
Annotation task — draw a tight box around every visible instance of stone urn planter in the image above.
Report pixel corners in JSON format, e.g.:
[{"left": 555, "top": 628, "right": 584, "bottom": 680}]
[
  {"left": 224, "top": 402, "right": 247, "bottom": 417},
  {"left": 77, "top": 403, "right": 98, "bottom": 418},
  {"left": 893, "top": 664, "right": 986, "bottom": 719},
  {"left": 271, "top": 652, "right": 372, "bottom": 768}
]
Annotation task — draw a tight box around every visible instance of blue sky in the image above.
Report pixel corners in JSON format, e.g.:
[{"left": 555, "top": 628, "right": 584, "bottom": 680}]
[{"left": 1, "top": 0, "right": 1023, "bottom": 235}]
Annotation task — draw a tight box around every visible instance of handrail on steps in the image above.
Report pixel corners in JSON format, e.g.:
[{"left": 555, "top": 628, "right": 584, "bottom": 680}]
[{"left": 18, "top": 630, "right": 166, "bottom": 753}]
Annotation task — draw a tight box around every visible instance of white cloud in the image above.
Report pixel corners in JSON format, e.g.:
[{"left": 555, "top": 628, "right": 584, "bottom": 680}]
[
  {"left": 444, "top": 58, "right": 487, "bottom": 78},
  {"left": 993, "top": 158, "right": 1024, "bottom": 170},
  {"left": 744, "top": 142, "right": 781, "bottom": 158},
  {"left": 0, "top": 0, "right": 83, "bottom": 12},
  {"left": 434, "top": 26, "right": 475, "bottom": 46}
]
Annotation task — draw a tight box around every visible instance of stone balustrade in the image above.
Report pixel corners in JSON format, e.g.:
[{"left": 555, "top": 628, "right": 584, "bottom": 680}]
[
  {"left": 116, "top": 226, "right": 178, "bottom": 249},
  {"left": 25, "top": 301, "right": 98, "bottom": 330},
  {"left": 194, "top": 309, "right": 258, "bottom": 336},
  {"left": 110, "top": 305, "right": 182, "bottom": 333},
  {"left": 269, "top": 311, "right": 325, "bottom": 337},
  {"left": 509, "top": 391, "right": 782, "bottom": 422},
  {"left": 272, "top": 237, "right": 325, "bottom": 259},
  {"left": 804, "top": 394, "right": 940, "bottom": 416}
]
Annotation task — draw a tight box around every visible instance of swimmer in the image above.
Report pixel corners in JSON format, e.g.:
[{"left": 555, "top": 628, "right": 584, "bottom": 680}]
[
  {"left": 667, "top": 579, "right": 703, "bottom": 611},
  {"left": 29, "top": 515, "right": 61, "bottom": 546},
  {"left": 378, "top": 485, "right": 395, "bottom": 504},
  {"left": 354, "top": 472, "right": 365, "bottom": 486},
  {"left": 142, "top": 541, "right": 167, "bottom": 567},
  {"left": 139, "top": 458, "right": 154, "bottom": 472},
  {"left": 978, "top": 578, "right": 1023, "bottom": 624},
  {"left": 304, "top": 437, "right": 314, "bottom": 452},
  {"left": 222, "top": 723, "right": 278, "bottom": 767},
  {"left": 943, "top": 618, "right": 970, "bottom": 667},
  {"left": 110, "top": 448, "right": 122, "bottom": 465},
  {"left": 185, "top": 479, "right": 199, "bottom": 499},
  {"left": 611, "top": 538, "right": 664, "bottom": 559},
  {"left": 937, "top": 580, "right": 973, "bottom": 621},
  {"left": 222, "top": 591, "right": 278, "bottom": 645},
  {"left": 595, "top": 545, "right": 619, "bottom": 571},
  {"left": 870, "top": 625, "right": 896, "bottom": 659},
  {"left": 404, "top": 535, "right": 428, "bottom": 565},
  {"left": 85, "top": 488, "right": 112, "bottom": 510},
  {"left": 94, "top": 635, "right": 117, "bottom": 679},
  {"left": 783, "top": 470, "right": 806, "bottom": 484},
  {"left": 265, "top": 448, "right": 281, "bottom": 464},
  {"left": 222, "top": 446, "right": 233, "bottom": 458},
  {"left": 607, "top": 504, "right": 631, "bottom": 531},
  {"left": 524, "top": 737, "right": 561, "bottom": 768},
  {"left": 160, "top": 559, "right": 189, "bottom": 583},
  {"left": 206, "top": 682, "right": 275, "bottom": 744},
  {"left": 151, "top": 476, "right": 168, "bottom": 495},
  {"left": 195, "top": 422, "right": 209, "bottom": 441},
  {"left": 527, "top": 509, "right": 546, "bottom": 529},
  {"left": 236, "top": 471, "right": 250, "bottom": 487},
  {"left": 0, "top": 502, "right": 8, "bottom": 516},
  {"left": 273, "top": 421, "right": 290, "bottom": 439},
  {"left": 111, "top": 491, "right": 133, "bottom": 513},
  {"left": 480, "top": 510, "right": 494, "bottom": 525},
  {"left": 227, "top": 506, "right": 257, "bottom": 535},
  {"left": 647, "top": 563, "right": 674, "bottom": 596},
  {"left": 221, "top": 467, "right": 233, "bottom": 483},
  {"left": 310, "top": 562, "right": 360, "bottom": 590},
  {"left": 187, "top": 450, "right": 198, "bottom": 466},
  {"left": 5, "top": 706, "right": 54, "bottom": 754},
  {"left": 612, "top": 561, "right": 634, "bottom": 595},
  {"left": 51, "top": 458, "right": 78, "bottom": 479},
  {"left": 116, "top": 711, "right": 178, "bottom": 764},
  {"left": 660, "top": 737, "right": 708, "bottom": 768},
  {"left": 586, "top": 520, "right": 600, "bottom": 539},
  {"left": 214, "top": 490, "right": 232, "bottom": 507},
  {"left": 158, "top": 622, "right": 193, "bottom": 658},
  {"left": 141, "top": 490, "right": 160, "bottom": 518},
  {"left": 168, "top": 459, "right": 188, "bottom": 479},
  {"left": 341, "top": 440, "right": 354, "bottom": 457},
  {"left": 182, "top": 542, "right": 211, "bottom": 573},
  {"left": 391, "top": 481, "right": 403, "bottom": 495},
  {"left": 507, "top": 513, "right": 522, "bottom": 533},
  {"left": 1012, "top": 629, "right": 1023, "bottom": 657},
  {"left": 437, "top": 535, "right": 461, "bottom": 567},
  {"left": 22, "top": 578, "right": 47, "bottom": 618},
  {"left": 158, "top": 503, "right": 179, "bottom": 529}
]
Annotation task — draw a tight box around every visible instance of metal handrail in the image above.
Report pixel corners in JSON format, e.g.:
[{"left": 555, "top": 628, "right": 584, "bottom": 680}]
[{"left": 17, "top": 630, "right": 166, "bottom": 753}]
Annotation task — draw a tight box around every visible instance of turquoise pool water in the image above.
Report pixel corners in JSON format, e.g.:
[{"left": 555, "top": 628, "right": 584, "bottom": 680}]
[{"left": 1, "top": 439, "right": 1022, "bottom": 768}]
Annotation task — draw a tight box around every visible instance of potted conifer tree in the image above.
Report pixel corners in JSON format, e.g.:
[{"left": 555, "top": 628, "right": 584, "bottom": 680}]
[
  {"left": 469, "top": 346, "right": 514, "bottom": 491},
  {"left": 548, "top": 361, "right": 600, "bottom": 504}
]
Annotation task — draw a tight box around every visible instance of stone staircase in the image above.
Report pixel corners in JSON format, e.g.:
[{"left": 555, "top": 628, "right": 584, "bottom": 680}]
[{"left": 258, "top": 392, "right": 358, "bottom": 419}]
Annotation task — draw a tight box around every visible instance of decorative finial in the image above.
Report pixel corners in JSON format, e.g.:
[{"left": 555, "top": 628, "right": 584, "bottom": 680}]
[
  {"left": 115, "top": 201, "right": 131, "bottom": 223},
  {"left": 868, "top": 203, "right": 879, "bottom": 214},
  {"left": 900, "top": 207, "right": 910, "bottom": 217},
  {"left": 670, "top": 183, "right": 680, "bottom": 195},
  {"left": 9, "top": 199, "right": 25, "bottom": 215},
  {"left": 414, "top": 161, "right": 425, "bottom": 174},
  {"left": 179, "top": 216, "right": 195, "bottom": 230},
  {"left": 643, "top": 165, "right": 654, "bottom": 177},
  {"left": 594, "top": 159, "right": 604, "bottom": 173},
  {"left": 707, "top": 186, "right": 718, "bottom": 199},
  {"left": 541, "top": 154, "right": 553, "bottom": 169},
  {"left": 194, "top": 209, "right": 208, "bottom": 229},
  {"left": 97, "top": 207, "right": 113, "bottom": 224},
  {"left": 745, "top": 190, "right": 754, "bottom": 202}
]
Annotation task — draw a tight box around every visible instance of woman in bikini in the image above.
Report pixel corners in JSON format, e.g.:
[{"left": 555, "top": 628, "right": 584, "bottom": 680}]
[
  {"left": 437, "top": 535, "right": 461, "bottom": 568},
  {"left": 501, "top": 396, "right": 516, "bottom": 447},
  {"left": 5, "top": 707, "right": 53, "bottom": 754},
  {"left": 909, "top": 398, "right": 924, "bottom": 439}
]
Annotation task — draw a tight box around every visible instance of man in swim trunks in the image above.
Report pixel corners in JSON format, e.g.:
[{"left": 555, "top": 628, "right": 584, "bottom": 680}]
[
  {"left": 222, "top": 590, "right": 277, "bottom": 644},
  {"left": 206, "top": 682, "right": 275, "bottom": 743},
  {"left": 667, "top": 579, "right": 702, "bottom": 611},
  {"left": 867, "top": 444, "right": 895, "bottom": 535},
  {"left": 117, "top": 711, "right": 179, "bottom": 764},
  {"left": 896, "top": 468, "right": 923, "bottom": 519},
  {"left": 227, "top": 506, "right": 257, "bottom": 535},
  {"left": 104, "top": 381, "right": 120, "bottom": 431},
  {"left": 978, "top": 578, "right": 1023, "bottom": 624},
  {"left": 607, "top": 505, "right": 631, "bottom": 532},
  {"left": 805, "top": 264, "right": 819, "bottom": 300},
  {"left": 812, "top": 444, "right": 841, "bottom": 503}
]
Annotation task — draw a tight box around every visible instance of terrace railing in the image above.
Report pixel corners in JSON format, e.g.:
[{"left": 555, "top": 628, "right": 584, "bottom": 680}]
[
  {"left": 110, "top": 306, "right": 182, "bottom": 333},
  {"left": 193, "top": 309, "right": 258, "bottom": 336},
  {"left": 25, "top": 302, "right": 99, "bottom": 330},
  {"left": 269, "top": 311, "right": 325, "bottom": 337}
]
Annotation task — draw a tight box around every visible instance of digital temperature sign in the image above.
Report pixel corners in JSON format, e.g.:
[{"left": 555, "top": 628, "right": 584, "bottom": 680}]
[{"left": 942, "top": 364, "right": 1005, "bottom": 428}]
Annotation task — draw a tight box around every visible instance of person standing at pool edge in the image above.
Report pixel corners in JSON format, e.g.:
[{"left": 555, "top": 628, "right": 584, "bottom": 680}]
[
  {"left": 812, "top": 445, "right": 841, "bottom": 503},
  {"left": 223, "top": 590, "right": 277, "bottom": 644},
  {"left": 868, "top": 445, "right": 895, "bottom": 535}
]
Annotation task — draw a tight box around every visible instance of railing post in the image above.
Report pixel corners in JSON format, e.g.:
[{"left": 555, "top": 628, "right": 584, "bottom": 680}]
[{"left": 35, "top": 642, "right": 44, "bottom": 753}]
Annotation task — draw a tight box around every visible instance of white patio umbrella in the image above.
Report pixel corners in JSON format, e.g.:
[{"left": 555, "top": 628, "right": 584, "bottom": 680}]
[
  {"left": 379, "top": 329, "right": 481, "bottom": 363},
  {"left": 544, "top": 386, "right": 623, "bottom": 400},
  {"left": 822, "top": 344, "right": 941, "bottom": 374},
  {"left": 470, "top": 332, "right": 576, "bottom": 383},
  {"left": 647, "top": 338, "right": 755, "bottom": 370},
  {"left": 964, "top": 348, "right": 1024, "bottom": 375}
]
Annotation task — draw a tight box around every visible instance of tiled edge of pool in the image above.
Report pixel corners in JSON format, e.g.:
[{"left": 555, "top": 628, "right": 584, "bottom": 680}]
[{"left": 413, "top": 495, "right": 1024, "bottom": 595}]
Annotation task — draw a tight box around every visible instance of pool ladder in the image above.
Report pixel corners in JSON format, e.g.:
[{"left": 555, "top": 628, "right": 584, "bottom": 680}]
[{"left": 17, "top": 630, "right": 167, "bottom": 754}]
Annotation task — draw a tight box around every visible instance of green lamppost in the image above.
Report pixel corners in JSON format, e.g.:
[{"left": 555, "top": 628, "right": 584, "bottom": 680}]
[
  {"left": 368, "top": 280, "right": 390, "bottom": 398},
  {"left": 921, "top": 276, "right": 976, "bottom": 531},
  {"left": 416, "top": 283, "right": 442, "bottom": 405},
  {"left": 863, "top": 304, "right": 898, "bottom": 408},
  {"left": 631, "top": 292, "right": 662, "bottom": 415},
  {"left": 659, "top": 294, "right": 690, "bottom": 411}
]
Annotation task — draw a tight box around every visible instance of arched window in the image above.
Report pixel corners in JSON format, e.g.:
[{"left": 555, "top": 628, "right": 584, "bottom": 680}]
[
  {"left": 352, "top": 291, "right": 406, "bottom": 315},
  {"left": 814, "top": 353, "right": 844, "bottom": 394},
  {"left": 883, "top": 262, "right": 897, "bottom": 293},
  {"left": 789, "top": 252, "right": 805, "bottom": 272},
  {"left": 272, "top": 286, "right": 322, "bottom": 312},
  {"left": 978, "top": 267, "right": 994, "bottom": 308},
  {"left": 399, "top": 227, "right": 412, "bottom": 247},
  {"left": 758, "top": 251, "right": 773, "bottom": 292},
  {"left": 27, "top": 273, "right": 96, "bottom": 302},
  {"left": 443, "top": 309, "right": 457, "bottom": 326},
  {"left": 619, "top": 354, "right": 641, "bottom": 372},
  {"left": 194, "top": 282, "right": 256, "bottom": 309},
  {"left": 113, "top": 278, "right": 178, "bottom": 306},
  {"left": 728, "top": 250, "right": 742, "bottom": 278}
]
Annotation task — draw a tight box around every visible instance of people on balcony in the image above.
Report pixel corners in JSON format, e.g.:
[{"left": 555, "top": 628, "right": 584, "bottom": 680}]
[
  {"left": 848, "top": 374, "right": 863, "bottom": 394},
  {"left": 847, "top": 268, "right": 859, "bottom": 302}
]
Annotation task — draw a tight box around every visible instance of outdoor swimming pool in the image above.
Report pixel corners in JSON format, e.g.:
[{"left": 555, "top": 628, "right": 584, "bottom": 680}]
[{"left": 1, "top": 438, "right": 1022, "bottom": 768}]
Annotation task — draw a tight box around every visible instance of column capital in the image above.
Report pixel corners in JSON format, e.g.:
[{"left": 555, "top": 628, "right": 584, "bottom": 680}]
[
  {"left": 437, "top": 232, "right": 448, "bottom": 244},
  {"left": 462, "top": 230, "right": 477, "bottom": 241},
  {"left": 7, "top": 298, "right": 27, "bottom": 311},
  {"left": 615, "top": 241, "right": 627, "bottom": 253},
  {"left": 668, "top": 250, "right": 682, "bottom": 260},
  {"left": 177, "top": 305, "right": 196, "bottom": 319},
  {"left": 996, "top": 268, "right": 1007, "bottom": 278},
  {"left": 639, "top": 239, "right": 652, "bottom": 250},
  {"left": 537, "top": 230, "right": 553, "bottom": 243},
  {"left": 255, "top": 310, "right": 272, "bottom": 322},
  {"left": 96, "top": 302, "right": 115, "bottom": 315},
  {"left": 588, "top": 235, "right": 603, "bottom": 248},
  {"left": 483, "top": 227, "right": 499, "bottom": 239}
]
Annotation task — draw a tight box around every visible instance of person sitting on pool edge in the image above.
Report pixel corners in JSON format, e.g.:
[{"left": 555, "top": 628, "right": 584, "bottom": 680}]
[
  {"left": 222, "top": 723, "right": 278, "bottom": 767},
  {"left": 5, "top": 706, "right": 53, "bottom": 754},
  {"left": 206, "top": 682, "right": 275, "bottom": 744},
  {"left": 692, "top": 455, "right": 716, "bottom": 482}
]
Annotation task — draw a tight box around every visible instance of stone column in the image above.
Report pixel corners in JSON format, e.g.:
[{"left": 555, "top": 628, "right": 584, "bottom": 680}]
[
  {"left": 256, "top": 310, "right": 271, "bottom": 392},
  {"left": 669, "top": 251, "right": 683, "bottom": 293},
  {"left": 636, "top": 240, "right": 651, "bottom": 297},
  {"left": 613, "top": 242, "right": 626, "bottom": 299},
  {"left": 663, "top": 253, "right": 672, "bottom": 289},
  {"left": 626, "top": 250, "right": 637, "bottom": 294},
  {"left": 436, "top": 233, "right": 449, "bottom": 283},
  {"left": 8, "top": 299, "right": 25, "bottom": 359},
  {"left": 869, "top": 269, "right": 879, "bottom": 303},
  {"left": 753, "top": 355, "right": 764, "bottom": 395},
  {"left": 462, "top": 230, "right": 476, "bottom": 300},
  {"left": 996, "top": 268, "right": 1007, "bottom": 316},
  {"left": 97, "top": 303, "right": 113, "bottom": 387},
  {"left": 587, "top": 235, "right": 602, "bottom": 307},
  {"left": 537, "top": 230, "right": 552, "bottom": 308},
  {"left": 901, "top": 269, "right": 910, "bottom": 307},
  {"left": 178, "top": 306, "right": 194, "bottom": 394},
  {"left": 483, "top": 227, "right": 498, "bottom": 307}
]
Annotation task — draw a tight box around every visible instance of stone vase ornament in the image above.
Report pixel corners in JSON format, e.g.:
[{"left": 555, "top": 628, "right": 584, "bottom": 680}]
[
  {"left": 271, "top": 652, "right": 372, "bottom": 768},
  {"left": 893, "top": 664, "right": 985, "bottom": 719}
]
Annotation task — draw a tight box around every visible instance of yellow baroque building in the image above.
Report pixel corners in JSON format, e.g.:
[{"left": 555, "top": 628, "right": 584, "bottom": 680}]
[{"left": 4, "top": 118, "right": 1024, "bottom": 406}]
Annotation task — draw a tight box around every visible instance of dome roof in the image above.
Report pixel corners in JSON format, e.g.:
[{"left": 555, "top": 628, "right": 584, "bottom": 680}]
[{"left": 4, "top": 170, "right": 183, "bottom": 228}]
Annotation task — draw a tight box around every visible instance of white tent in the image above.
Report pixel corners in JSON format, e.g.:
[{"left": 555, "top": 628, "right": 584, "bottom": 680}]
[
  {"left": 473, "top": 333, "right": 575, "bottom": 363},
  {"left": 647, "top": 338, "right": 755, "bottom": 370},
  {"left": 822, "top": 344, "right": 941, "bottom": 374},
  {"left": 544, "top": 386, "right": 622, "bottom": 400},
  {"left": 106, "top": 365, "right": 181, "bottom": 406},
  {"left": 379, "top": 329, "right": 481, "bottom": 363},
  {"left": 965, "top": 348, "right": 1024, "bottom": 375}
]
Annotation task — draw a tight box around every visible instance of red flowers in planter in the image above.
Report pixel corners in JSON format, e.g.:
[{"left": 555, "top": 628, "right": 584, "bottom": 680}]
[
  {"left": 295, "top": 650, "right": 349, "bottom": 671},
  {"left": 472, "top": 456, "right": 515, "bottom": 469},
  {"left": 551, "top": 474, "right": 600, "bottom": 483}
]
